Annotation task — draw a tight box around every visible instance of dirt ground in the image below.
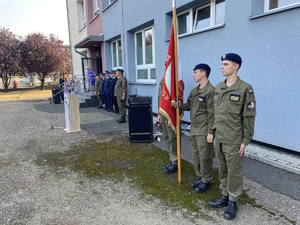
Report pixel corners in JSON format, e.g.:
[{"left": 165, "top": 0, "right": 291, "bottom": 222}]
[{"left": 0, "top": 94, "right": 299, "bottom": 224}]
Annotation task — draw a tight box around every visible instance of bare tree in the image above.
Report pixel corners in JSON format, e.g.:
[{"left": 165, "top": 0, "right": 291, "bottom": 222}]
[
  {"left": 0, "top": 27, "right": 22, "bottom": 90},
  {"left": 20, "top": 33, "right": 64, "bottom": 90}
]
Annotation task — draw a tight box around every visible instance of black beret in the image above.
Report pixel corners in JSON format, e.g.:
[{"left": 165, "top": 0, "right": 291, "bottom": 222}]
[
  {"left": 193, "top": 63, "right": 211, "bottom": 73},
  {"left": 105, "top": 70, "right": 110, "bottom": 74},
  {"left": 221, "top": 53, "right": 242, "bottom": 66},
  {"left": 101, "top": 72, "right": 105, "bottom": 76},
  {"left": 111, "top": 70, "right": 116, "bottom": 74},
  {"left": 117, "top": 68, "right": 124, "bottom": 73}
]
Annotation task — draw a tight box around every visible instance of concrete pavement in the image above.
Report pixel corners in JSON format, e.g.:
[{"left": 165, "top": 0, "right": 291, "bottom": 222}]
[{"left": 245, "top": 144, "right": 300, "bottom": 175}]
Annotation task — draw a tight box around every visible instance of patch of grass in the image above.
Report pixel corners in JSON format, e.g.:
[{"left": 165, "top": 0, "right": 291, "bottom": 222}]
[{"left": 34, "top": 132, "right": 271, "bottom": 221}]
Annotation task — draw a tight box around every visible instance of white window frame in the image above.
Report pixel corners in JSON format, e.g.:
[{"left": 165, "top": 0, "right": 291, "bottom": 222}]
[
  {"left": 176, "top": 0, "right": 225, "bottom": 36},
  {"left": 111, "top": 39, "right": 122, "bottom": 70},
  {"left": 81, "top": 1, "right": 86, "bottom": 27},
  {"left": 193, "top": 2, "right": 211, "bottom": 32},
  {"left": 264, "top": 0, "right": 300, "bottom": 12},
  {"left": 109, "top": 0, "right": 115, "bottom": 4},
  {"left": 177, "top": 9, "right": 193, "bottom": 36},
  {"left": 93, "top": 0, "right": 99, "bottom": 17},
  {"left": 134, "top": 26, "right": 156, "bottom": 82}
]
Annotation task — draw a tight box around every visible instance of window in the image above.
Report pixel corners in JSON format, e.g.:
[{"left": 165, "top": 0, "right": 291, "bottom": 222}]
[
  {"left": 81, "top": 1, "right": 86, "bottom": 27},
  {"left": 177, "top": 0, "right": 225, "bottom": 35},
  {"left": 177, "top": 10, "right": 193, "bottom": 35},
  {"left": 265, "top": 0, "right": 300, "bottom": 11},
  {"left": 76, "top": 0, "right": 86, "bottom": 28},
  {"left": 215, "top": 0, "right": 225, "bottom": 25},
  {"left": 134, "top": 27, "right": 156, "bottom": 81},
  {"left": 111, "top": 39, "right": 122, "bottom": 69},
  {"left": 93, "top": 0, "right": 99, "bottom": 17}
]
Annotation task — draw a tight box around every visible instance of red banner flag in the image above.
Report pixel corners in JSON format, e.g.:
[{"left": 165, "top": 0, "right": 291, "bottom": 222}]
[{"left": 159, "top": 25, "right": 184, "bottom": 133}]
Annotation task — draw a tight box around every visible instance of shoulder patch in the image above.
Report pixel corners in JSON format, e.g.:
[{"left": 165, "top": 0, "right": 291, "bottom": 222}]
[
  {"left": 214, "top": 92, "right": 218, "bottom": 95},
  {"left": 249, "top": 89, "right": 253, "bottom": 94},
  {"left": 248, "top": 102, "right": 255, "bottom": 111}
]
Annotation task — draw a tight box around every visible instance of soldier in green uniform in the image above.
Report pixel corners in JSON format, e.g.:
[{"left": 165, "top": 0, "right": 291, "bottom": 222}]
[
  {"left": 95, "top": 74, "right": 103, "bottom": 109},
  {"left": 178, "top": 64, "right": 215, "bottom": 192},
  {"left": 158, "top": 77, "right": 178, "bottom": 173},
  {"left": 114, "top": 68, "right": 127, "bottom": 123},
  {"left": 209, "top": 53, "right": 256, "bottom": 220}
]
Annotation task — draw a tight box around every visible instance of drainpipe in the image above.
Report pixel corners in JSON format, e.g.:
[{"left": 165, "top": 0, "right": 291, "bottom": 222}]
[
  {"left": 75, "top": 47, "right": 87, "bottom": 57},
  {"left": 65, "top": 0, "right": 74, "bottom": 77}
]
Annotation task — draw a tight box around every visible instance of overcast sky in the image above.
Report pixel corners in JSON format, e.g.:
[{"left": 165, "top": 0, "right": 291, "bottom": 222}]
[{"left": 0, "top": 0, "right": 69, "bottom": 44}]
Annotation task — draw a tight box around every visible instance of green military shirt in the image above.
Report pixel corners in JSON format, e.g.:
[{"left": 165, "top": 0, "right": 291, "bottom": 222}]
[
  {"left": 158, "top": 78, "right": 164, "bottom": 117},
  {"left": 180, "top": 81, "right": 215, "bottom": 136},
  {"left": 213, "top": 77, "right": 256, "bottom": 146},
  {"left": 95, "top": 78, "right": 101, "bottom": 94},
  {"left": 114, "top": 76, "right": 127, "bottom": 98}
]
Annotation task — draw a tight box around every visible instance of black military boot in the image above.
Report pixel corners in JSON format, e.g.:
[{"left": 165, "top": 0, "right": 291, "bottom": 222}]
[
  {"left": 209, "top": 195, "right": 229, "bottom": 208},
  {"left": 224, "top": 200, "right": 238, "bottom": 220},
  {"left": 163, "top": 164, "right": 178, "bottom": 174},
  {"left": 195, "top": 181, "right": 211, "bottom": 193},
  {"left": 191, "top": 177, "right": 202, "bottom": 188},
  {"left": 118, "top": 116, "right": 125, "bottom": 123},
  {"left": 163, "top": 161, "right": 172, "bottom": 171}
]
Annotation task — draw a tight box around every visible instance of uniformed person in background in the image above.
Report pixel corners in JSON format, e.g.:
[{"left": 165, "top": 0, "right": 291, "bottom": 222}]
[
  {"left": 209, "top": 53, "right": 256, "bottom": 220},
  {"left": 158, "top": 77, "right": 178, "bottom": 174},
  {"left": 104, "top": 70, "right": 111, "bottom": 110},
  {"left": 114, "top": 68, "right": 127, "bottom": 123},
  {"left": 100, "top": 73, "right": 106, "bottom": 109},
  {"left": 179, "top": 63, "right": 215, "bottom": 192},
  {"left": 110, "top": 70, "right": 119, "bottom": 113},
  {"left": 95, "top": 74, "right": 103, "bottom": 109}
]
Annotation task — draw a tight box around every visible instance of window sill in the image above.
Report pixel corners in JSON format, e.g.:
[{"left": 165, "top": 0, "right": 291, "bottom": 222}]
[
  {"left": 166, "top": 23, "right": 225, "bottom": 41},
  {"left": 79, "top": 25, "right": 86, "bottom": 33},
  {"left": 89, "top": 14, "right": 99, "bottom": 24},
  {"left": 249, "top": 3, "right": 300, "bottom": 20},
  {"left": 129, "top": 81, "right": 156, "bottom": 86}
]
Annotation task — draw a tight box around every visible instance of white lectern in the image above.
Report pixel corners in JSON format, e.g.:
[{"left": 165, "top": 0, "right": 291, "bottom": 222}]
[{"left": 64, "top": 93, "right": 81, "bottom": 133}]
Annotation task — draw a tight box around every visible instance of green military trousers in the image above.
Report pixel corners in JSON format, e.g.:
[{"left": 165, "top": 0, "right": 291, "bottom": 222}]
[
  {"left": 190, "top": 135, "right": 214, "bottom": 183},
  {"left": 161, "top": 116, "right": 178, "bottom": 165},
  {"left": 215, "top": 142, "right": 244, "bottom": 202},
  {"left": 96, "top": 93, "right": 103, "bottom": 107},
  {"left": 117, "top": 97, "right": 126, "bottom": 116}
]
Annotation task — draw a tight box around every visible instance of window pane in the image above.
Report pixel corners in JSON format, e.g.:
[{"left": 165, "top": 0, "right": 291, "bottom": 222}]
[
  {"left": 215, "top": 0, "right": 225, "bottom": 25},
  {"left": 178, "top": 12, "right": 190, "bottom": 35},
  {"left": 195, "top": 6, "right": 211, "bottom": 30},
  {"left": 270, "top": 0, "right": 299, "bottom": 9},
  {"left": 93, "top": 0, "right": 98, "bottom": 13},
  {"left": 81, "top": 3, "right": 86, "bottom": 23},
  {"left": 137, "top": 69, "right": 148, "bottom": 79},
  {"left": 112, "top": 42, "right": 117, "bottom": 68},
  {"left": 136, "top": 32, "right": 143, "bottom": 65},
  {"left": 145, "top": 28, "right": 153, "bottom": 64},
  {"left": 118, "top": 40, "right": 122, "bottom": 67},
  {"left": 150, "top": 68, "right": 156, "bottom": 79}
]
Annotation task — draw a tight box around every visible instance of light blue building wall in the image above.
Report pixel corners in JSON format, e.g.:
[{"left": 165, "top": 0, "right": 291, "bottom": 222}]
[{"left": 101, "top": 0, "right": 300, "bottom": 152}]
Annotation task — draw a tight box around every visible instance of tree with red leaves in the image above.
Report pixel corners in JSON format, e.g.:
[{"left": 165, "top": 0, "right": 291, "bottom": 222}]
[
  {"left": 59, "top": 46, "right": 72, "bottom": 78},
  {"left": 20, "top": 32, "right": 64, "bottom": 90},
  {"left": 0, "top": 27, "right": 22, "bottom": 90}
]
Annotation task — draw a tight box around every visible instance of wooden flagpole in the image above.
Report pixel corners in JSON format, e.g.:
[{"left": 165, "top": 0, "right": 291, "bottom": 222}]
[{"left": 172, "top": 0, "right": 181, "bottom": 183}]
